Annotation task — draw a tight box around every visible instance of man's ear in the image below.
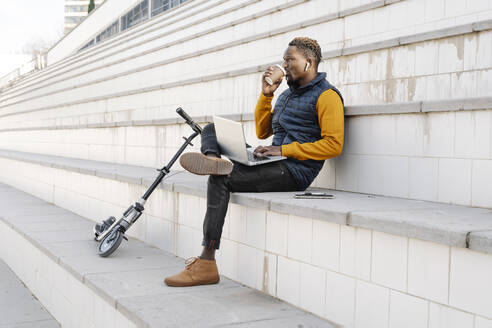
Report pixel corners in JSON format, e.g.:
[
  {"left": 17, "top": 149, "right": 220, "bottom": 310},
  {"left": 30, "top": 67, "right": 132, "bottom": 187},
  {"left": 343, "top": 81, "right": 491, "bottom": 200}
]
[{"left": 304, "top": 58, "right": 314, "bottom": 71}]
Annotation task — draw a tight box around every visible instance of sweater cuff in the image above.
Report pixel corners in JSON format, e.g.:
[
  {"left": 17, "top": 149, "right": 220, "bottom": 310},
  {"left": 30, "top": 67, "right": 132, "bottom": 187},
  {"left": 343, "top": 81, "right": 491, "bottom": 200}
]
[
  {"left": 259, "top": 93, "right": 273, "bottom": 109},
  {"left": 281, "top": 144, "right": 294, "bottom": 158}
]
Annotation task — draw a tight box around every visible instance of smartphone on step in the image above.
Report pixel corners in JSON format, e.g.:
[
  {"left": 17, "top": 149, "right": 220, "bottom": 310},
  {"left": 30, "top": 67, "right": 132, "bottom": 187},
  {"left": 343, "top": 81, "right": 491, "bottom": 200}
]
[{"left": 293, "top": 192, "right": 335, "bottom": 199}]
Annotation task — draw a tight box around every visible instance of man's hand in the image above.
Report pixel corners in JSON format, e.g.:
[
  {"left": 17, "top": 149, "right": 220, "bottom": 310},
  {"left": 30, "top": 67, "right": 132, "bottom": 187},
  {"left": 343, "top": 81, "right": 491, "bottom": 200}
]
[
  {"left": 253, "top": 145, "right": 282, "bottom": 157},
  {"left": 262, "top": 66, "right": 283, "bottom": 97}
]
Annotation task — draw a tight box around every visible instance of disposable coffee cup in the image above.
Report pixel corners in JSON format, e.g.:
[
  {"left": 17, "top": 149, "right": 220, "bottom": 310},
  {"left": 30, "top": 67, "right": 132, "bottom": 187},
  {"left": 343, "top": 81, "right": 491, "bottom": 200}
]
[{"left": 265, "top": 64, "right": 286, "bottom": 85}]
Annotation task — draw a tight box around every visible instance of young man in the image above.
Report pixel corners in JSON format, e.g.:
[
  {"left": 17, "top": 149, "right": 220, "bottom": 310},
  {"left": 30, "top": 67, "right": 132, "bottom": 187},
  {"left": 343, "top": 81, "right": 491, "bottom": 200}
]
[{"left": 164, "top": 37, "right": 344, "bottom": 287}]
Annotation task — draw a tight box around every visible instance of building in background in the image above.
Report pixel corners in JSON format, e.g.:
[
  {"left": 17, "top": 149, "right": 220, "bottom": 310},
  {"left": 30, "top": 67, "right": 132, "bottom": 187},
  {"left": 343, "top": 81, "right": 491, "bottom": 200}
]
[
  {"left": 64, "top": 0, "right": 104, "bottom": 34},
  {"left": 80, "top": 0, "right": 189, "bottom": 51}
]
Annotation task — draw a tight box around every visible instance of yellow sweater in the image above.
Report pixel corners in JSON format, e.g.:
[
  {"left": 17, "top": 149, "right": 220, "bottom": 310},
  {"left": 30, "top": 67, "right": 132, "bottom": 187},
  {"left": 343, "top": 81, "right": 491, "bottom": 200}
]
[{"left": 255, "top": 90, "right": 344, "bottom": 160}]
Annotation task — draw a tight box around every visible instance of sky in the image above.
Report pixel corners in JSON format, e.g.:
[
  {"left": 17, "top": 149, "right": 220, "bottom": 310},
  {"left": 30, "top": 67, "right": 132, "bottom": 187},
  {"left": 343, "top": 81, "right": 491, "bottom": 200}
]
[{"left": 0, "top": 0, "right": 65, "bottom": 76}]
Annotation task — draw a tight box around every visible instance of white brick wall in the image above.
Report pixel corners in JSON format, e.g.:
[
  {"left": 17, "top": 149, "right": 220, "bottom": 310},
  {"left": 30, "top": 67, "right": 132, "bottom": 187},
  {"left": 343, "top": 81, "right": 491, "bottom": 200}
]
[
  {"left": 333, "top": 109, "right": 492, "bottom": 207},
  {"left": 476, "top": 317, "right": 492, "bottom": 328},
  {"left": 464, "top": 31, "right": 492, "bottom": 71},
  {"left": 335, "top": 154, "right": 360, "bottom": 192},
  {"left": 408, "top": 157, "right": 439, "bottom": 201},
  {"left": 415, "top": 41, "right": 439, "bottom": 76},
  {"left": 300, "top": 263, "right": 326, "bottom": 317},
  {"left": 449, "top": 247, "right": 492, "bottom": 318},
  {"left": 355, "top": 280, "right": 390, "bottom": 328},
  {"left": 438, "top": 158, "right": 472, "bottom": 206},
  {"left": 472, "top": 160, "right": 492, "bottom": 208},
  {"left": 176, "top": 224, "right": 201, "bottom": 259},
  {"left": 312, "top": 220, "right": 340, "bottom": 271},
  {"left": 266, "top": 211, "right": 289, "bottom": 256},
  {"left": 428, "top": 303, "right": 474, "bottom": 328},
  {"left": 145, "top": 214, "right": 175, "bottom": 254},
  {"left": 216, "top": 238, "right": 238, "bottom": 281},
  {"left": 262, "top": 252, "right": 277, "bottom": 297},
  {"left": 325, "top": 270, "right": 356, "bottom": 328},
  {"left": 276, "top": 255, "right": 301, "bottom": 307},
  {"left": 236, "top": 243, "right": 264, "bottom": 289},
  {"left": 371, "top": 231, "right": 408, "bottom": 292},
  {"left": 245, "top": 207, "right": 266, "bottom": 249},
  {"left": 229, "top": 204, "right": 248, "bottom": 245},
  {"left": 438, "top": 36, "right": 464, "bottom": 74},
  {"left": 454, "top": 111, "right": 491, "bottom": 159},
  {"left": 178, "top": 194, "right": 205, "bottom": 230},
  {"left": 389, "top": 291, "right": 429, "bottom": 328},
  {"left": 423, "top": 112, "right": 455, "bottom": 157},
  {"left": 408, "top": 239, "right": 449, "bottom": 304},
  {"left": 339, "top": 226, "right": 372, "bottom": 281},
  {"left": 287, "top": 215, "right": 313, "bottom": 263}
]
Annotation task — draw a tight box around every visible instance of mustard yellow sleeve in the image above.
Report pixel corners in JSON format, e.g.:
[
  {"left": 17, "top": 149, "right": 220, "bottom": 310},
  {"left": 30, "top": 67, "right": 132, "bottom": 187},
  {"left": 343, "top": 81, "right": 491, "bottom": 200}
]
[
  {"left": 281, "top": 89, "right": 344, "bottom": 160},
  {"left": 255, "top": 93, "right": 274, "bottom": 139}
]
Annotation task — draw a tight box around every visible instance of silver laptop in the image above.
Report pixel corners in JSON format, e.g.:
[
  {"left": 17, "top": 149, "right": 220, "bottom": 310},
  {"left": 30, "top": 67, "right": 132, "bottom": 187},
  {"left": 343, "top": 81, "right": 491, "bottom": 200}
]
[{"left": 213, "top": 116, "right": 286, "bottom": 166}]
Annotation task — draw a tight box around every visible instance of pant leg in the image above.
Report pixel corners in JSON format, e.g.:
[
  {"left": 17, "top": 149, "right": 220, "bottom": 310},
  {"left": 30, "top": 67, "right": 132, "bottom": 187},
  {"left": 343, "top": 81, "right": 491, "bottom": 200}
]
[
  {"left": 200, "top": 123, "right": 221, "bottom": 156},
  {"left": 202, "top": 161, "right": 299, "bottom": 249}
]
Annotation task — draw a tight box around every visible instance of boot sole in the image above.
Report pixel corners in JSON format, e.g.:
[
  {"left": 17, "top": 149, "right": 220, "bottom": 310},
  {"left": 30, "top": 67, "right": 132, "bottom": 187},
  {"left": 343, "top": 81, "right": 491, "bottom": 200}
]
[
  {"left": 164, "top": 277, "right": 220, "bottom": 287},
  {"left": 180, "top": 153, "right": 233, "bottom": 175}
]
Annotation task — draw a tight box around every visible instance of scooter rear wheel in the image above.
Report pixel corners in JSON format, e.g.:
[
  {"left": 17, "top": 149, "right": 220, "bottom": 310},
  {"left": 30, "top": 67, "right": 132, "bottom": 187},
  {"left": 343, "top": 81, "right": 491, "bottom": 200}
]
[{"left": 98, "top": 228, "right": 123, "bottom": 257}]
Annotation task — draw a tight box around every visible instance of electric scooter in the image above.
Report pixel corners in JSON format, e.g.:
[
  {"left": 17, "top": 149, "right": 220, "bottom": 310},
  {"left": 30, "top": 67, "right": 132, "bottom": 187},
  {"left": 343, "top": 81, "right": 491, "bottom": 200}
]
[{"left": 93, "top": 107, "right": 202, "bottom": 257}]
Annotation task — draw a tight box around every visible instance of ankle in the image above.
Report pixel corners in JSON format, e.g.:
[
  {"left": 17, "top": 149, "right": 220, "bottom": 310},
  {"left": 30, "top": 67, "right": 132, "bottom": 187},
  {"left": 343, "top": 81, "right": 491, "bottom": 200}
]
[
  {"left": 204, "top": 152, "right": 220, "bottom": 158},
  {"left": 200, "top": 247, "right": 216, "bottom": 260}
]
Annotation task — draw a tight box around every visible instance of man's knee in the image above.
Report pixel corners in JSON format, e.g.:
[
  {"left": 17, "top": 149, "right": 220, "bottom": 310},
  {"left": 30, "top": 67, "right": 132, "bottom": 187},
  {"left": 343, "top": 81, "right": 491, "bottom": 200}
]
[
  {"left": 202, "top": 123, "right": 215, "bottom": 135},
  {"left": 208, "top": 174, "right": 229, "bottom": 189}
]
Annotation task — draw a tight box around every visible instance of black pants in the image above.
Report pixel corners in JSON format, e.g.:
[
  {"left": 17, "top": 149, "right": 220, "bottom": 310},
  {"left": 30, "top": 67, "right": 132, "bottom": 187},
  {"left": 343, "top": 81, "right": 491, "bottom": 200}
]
[{"left": 200, "top": 123, "right": 299, "bottom": 249}]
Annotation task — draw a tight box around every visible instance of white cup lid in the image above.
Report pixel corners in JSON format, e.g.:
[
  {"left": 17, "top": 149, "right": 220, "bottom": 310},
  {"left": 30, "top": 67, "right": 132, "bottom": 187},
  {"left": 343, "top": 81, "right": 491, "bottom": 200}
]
[{"left": 275, "top": 64, "right": 286, "bottom": 74}]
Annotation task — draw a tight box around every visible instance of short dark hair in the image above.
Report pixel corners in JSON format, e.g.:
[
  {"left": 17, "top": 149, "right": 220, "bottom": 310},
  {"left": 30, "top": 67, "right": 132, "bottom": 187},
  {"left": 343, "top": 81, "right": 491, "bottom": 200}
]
[{"left": 288, "top": 37, "right": 322, "bottom": 69}]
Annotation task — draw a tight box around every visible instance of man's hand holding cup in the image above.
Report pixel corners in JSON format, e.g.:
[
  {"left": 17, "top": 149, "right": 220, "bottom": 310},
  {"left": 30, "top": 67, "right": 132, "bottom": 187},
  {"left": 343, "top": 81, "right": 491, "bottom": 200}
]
[{"left": 262, "top": 64, "right": 285, "bottom": 97}]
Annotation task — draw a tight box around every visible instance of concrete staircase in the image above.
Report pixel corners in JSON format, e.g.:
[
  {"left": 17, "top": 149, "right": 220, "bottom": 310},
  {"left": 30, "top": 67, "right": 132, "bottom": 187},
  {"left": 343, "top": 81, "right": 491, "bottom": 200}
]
[
  {"left": 0, "top": 182, "right": 336, "bottom": 328},
  {"left": 1, "top": 0, "right": 492, "bottom": 327}
]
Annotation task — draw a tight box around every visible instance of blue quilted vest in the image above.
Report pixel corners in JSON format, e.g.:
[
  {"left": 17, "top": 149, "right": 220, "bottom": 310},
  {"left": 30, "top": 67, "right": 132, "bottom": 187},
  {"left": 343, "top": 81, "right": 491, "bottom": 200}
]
[{"left": 272, "top": 72, "right": 344, "bottom": 190}]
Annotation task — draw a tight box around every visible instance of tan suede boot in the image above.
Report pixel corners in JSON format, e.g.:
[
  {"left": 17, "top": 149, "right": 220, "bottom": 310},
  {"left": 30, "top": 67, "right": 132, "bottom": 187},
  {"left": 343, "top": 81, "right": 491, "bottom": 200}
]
[
  {"left": 179, "top": 152, "right": 233, "bottom": 176},
  {"left": 164, "top": 257, "right": 220, "bottom": 287}
]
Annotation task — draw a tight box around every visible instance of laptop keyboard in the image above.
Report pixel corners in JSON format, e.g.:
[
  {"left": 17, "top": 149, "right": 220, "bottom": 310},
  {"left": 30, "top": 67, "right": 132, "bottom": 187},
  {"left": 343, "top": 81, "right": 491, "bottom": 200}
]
[{"left": 247, "top": 150, "right": 270, "bottom": 161}]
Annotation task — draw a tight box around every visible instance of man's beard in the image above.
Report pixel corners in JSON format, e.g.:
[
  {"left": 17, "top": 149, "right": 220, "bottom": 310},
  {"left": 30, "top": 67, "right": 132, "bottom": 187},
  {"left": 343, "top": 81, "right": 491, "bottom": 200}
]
[{"left": 287, "top": 77, "right": 300, "bottom": 89}]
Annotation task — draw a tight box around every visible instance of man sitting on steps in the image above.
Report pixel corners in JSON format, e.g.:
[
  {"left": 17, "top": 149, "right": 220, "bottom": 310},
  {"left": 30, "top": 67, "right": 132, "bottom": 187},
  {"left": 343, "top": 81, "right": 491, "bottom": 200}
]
[{"left": 164, "top": 37, "right": 345, "bottom": 287}]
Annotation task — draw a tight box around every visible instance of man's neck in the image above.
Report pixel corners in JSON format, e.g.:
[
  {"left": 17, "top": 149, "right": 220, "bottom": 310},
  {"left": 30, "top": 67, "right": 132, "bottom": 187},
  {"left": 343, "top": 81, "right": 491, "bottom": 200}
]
[{"left": 296, "top": 71, "right": 318, "bottom": 87}]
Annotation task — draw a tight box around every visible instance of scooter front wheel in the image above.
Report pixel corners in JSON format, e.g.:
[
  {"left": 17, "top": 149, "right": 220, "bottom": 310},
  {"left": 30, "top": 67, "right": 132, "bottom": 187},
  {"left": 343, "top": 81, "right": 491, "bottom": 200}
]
[{"left": 98, "top": 228, "right": 123, "bottom": 257}]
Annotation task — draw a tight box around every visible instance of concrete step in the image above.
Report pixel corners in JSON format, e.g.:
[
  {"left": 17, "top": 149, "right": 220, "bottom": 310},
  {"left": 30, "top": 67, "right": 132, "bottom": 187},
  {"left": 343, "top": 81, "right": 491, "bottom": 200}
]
[
  {"left": 1, "top": 149, "right": 492, "bottom": 255},
  {"left": 0, "top": 183, "right": 337, "bottom": 328},
  {"left": 0, "top": 259, "right": 60, "bottom": 328}
]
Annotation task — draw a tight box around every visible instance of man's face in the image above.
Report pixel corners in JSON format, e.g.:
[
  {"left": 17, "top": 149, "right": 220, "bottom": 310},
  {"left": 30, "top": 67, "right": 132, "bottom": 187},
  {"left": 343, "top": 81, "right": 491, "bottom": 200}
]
[{"left": 282, "top": 46, "right": 309, "bottom": 87}]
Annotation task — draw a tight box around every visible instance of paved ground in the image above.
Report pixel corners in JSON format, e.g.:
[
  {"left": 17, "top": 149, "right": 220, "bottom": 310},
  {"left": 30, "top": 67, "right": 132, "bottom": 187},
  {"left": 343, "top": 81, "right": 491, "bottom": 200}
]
[{"left": 0, "top": 259, "right": 59, "bottom": 328}]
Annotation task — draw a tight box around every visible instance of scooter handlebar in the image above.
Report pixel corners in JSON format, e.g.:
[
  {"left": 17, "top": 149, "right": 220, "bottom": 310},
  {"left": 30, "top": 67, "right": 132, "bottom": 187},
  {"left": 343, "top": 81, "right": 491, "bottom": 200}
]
[{"left": 176, "top": 107, "right": 202, "bottom": 133}]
